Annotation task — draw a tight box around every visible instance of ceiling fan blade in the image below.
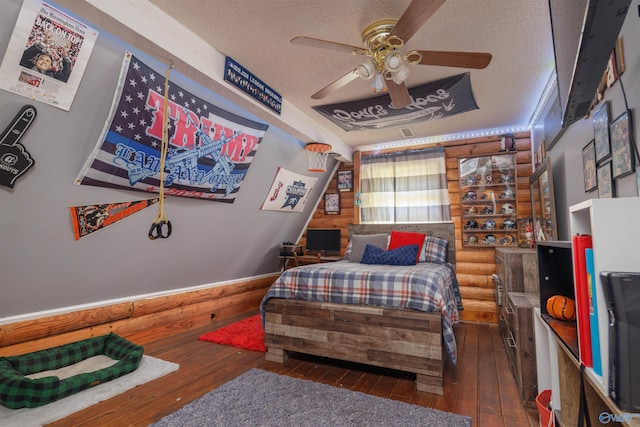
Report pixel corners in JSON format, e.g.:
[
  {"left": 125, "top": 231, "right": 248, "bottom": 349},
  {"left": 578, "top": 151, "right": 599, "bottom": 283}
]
[
  {"left": 386, "top": 81, "right": 412, "bottom": 109},
  {"left": 417, "top": 50, "right": 492, "bottom": 69},
  {"left": 291, "top": 36, "right": 367, "bottom": 55},
  {"left": 311, "top": 69, "right": 360, "bottom": 100},
  {"left": 389, "top": 0, "right": 446, "bottom": 43}
]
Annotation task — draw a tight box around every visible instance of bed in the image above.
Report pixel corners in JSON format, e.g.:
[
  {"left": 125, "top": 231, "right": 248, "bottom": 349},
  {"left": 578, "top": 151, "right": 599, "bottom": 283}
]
[{"left": 260, "top": 223, "right": 461, "bottom": 395}]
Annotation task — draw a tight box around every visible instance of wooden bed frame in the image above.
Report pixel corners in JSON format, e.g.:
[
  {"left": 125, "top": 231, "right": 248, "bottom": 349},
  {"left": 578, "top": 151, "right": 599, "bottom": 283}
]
[{"left": 263, "top": 223, "right": 456, "bottom": 395}]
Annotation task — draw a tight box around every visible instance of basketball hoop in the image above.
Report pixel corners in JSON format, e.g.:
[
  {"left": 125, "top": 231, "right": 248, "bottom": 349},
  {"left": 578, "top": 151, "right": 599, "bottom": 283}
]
[{"left": 304, "top": 142, "right": 332, "bottom": 172}]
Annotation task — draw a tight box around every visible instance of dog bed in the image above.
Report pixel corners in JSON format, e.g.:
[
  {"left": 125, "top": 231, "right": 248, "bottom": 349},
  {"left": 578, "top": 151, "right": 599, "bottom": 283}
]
[{"left": 0, "top": 332, "right": 143, "bottom": 409}]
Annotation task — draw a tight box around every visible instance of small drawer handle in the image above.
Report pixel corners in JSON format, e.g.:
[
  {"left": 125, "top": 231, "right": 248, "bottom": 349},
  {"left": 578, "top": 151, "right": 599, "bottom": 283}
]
[
  {"left": 506, "top": 304, "right": 514, "bottom": 315},
  {"left": 492, "top": 273, "right": 501, "bottom": 286},
  {"left": 507, "top": 336, "right": 517, "bottom": 348}
]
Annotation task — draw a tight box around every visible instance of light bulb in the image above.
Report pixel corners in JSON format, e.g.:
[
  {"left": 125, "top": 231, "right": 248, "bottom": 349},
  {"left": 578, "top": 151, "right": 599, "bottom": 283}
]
[
  {"left": 371, "top": 72, "right": 384, "bottom": 92},
  {"left": 356, "top": 58, "right": 376, "bottom": 80},
  {"left": 384, "top": 51, "right": 405, "bottom": 72}
]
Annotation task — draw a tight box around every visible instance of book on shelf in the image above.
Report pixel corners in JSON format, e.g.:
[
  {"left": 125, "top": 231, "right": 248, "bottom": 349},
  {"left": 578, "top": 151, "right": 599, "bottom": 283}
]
[
  {"left": 585, "top": 247, "right": 602, "bottom": 376},
  {"left": 572, "top": 234, "right": 593, "bottom": 368}
]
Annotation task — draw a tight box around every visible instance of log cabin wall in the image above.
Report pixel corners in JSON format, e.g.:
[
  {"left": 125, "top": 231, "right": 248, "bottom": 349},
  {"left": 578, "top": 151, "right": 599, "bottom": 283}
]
[
  {"left": 304, "top": 133, "right": 533, "bottom": 323},
  {"left": 300, "top": 162, "right": 355, "bottom": 254},
  {"left": 0, "top": 274, "right": 278, "bottom": 357}
]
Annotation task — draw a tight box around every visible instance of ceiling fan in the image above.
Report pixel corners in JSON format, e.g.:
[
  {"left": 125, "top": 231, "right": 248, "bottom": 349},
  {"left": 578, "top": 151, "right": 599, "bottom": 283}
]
[{"left": 291, "top": 0, "right": 492, "bottom": 109}]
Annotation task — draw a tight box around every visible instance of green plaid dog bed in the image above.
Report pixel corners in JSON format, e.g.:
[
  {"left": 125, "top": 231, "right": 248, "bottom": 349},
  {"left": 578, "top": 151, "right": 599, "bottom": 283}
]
[{"left": 0, "top": 333, "right": 143, "bottom": 409}]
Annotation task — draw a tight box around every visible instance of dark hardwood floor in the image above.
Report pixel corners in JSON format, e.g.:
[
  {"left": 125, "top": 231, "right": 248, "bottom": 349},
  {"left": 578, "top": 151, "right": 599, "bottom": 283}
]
[{"left": 48, "top": 311, "right": 539, "bottom": 426}]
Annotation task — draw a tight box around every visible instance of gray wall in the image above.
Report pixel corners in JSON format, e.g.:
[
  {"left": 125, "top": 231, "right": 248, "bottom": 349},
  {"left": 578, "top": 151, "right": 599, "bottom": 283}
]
[
  {"left": 0, "top": 1, "right": 336, "bottom": 318},
  {"left": 540, "top": 0, "right": 640, "bottom": 240}
]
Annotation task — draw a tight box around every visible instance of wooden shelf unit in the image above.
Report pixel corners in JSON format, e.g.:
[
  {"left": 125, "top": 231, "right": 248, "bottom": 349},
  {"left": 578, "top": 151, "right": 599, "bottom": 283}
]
[
  {"left": 459, "top": 153, "right": 519, "bottom": 247},
  {"left": 534, "top": 197, "right": 640, "bottom": 427}
]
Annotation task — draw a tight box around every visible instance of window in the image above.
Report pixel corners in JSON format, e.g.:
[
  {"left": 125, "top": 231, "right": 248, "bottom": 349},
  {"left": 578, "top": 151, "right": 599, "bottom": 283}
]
[{"left": 359, "top": 147, "right": 451, "bottom": 224}]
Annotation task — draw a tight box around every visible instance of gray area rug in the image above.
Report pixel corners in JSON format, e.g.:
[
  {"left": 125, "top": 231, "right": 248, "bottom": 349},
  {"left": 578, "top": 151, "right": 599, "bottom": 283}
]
[
  {"left": 0, "top": 355, "right": 179, "bottom": 427},
  {"left": 152, "top": 368, "right": 471, "bottom": 427}
]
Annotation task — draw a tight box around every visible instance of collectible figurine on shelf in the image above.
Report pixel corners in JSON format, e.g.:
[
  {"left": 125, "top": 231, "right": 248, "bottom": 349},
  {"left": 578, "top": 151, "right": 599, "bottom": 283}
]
[
  {"left": 499, "top": 133, "right": 516, "bottom": 152},
  {"left": 525, "top": 221, "right": 534, "bottom": 248}
]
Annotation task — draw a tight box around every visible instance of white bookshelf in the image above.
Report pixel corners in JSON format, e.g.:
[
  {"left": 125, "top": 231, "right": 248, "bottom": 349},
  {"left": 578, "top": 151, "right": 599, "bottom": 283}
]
[
  {"left": 569, "top": 197, "right": 640, "bottom": 394},
  {"left": 534, "top": 307, "right": 561, "bottom": 412}
]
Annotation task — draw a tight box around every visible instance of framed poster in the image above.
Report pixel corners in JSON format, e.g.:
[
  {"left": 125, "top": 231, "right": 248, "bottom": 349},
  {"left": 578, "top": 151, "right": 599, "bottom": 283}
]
[
  {"left": 337, "top": 170, "right": 353, "bottom": 192},
  {"left": 582, "top": 140, "right": 597, "bottom": 192},
  {"left": 324, "top": 193, "right": 340, "bottom": 215},
  {"left": 593, "top": 101, "right": 611, "bottom": 163},
  {"left": 610, "top": 110, "right": 635, "bottom": 179},
  {"left": 0, "top": 0, "right": 99, "bottom": 110},
  {"left": 542, "top": 84, "right": 566, "bottom": 151},
  {"left": 597, "top": 161, "right": 614, "bottom": 199}
]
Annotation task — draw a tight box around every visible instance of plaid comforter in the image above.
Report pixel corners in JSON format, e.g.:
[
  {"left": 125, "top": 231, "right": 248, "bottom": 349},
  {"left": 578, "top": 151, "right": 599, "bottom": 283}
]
[{"left": 260, "top": 260, "right": 463, "bottom": 364}]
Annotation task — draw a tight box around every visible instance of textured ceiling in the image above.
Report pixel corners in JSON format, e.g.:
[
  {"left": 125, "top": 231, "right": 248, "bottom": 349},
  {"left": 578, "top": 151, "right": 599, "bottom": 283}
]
[{"left": 92, "top": 0, "right": 557, "bottom": 151}]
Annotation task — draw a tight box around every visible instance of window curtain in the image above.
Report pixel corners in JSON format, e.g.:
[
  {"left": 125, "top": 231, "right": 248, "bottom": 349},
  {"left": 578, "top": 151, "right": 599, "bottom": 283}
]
[{"left": 360, "top": 147, "right": 451, "bottom": 224}]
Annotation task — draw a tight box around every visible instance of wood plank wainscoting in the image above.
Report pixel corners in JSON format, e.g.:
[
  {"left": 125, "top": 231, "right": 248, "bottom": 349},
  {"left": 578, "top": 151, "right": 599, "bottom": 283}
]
[
  {"left": 0, "top": 274, "right": 278, "bottom": 357},
  {"left": 306, "top": 133, "right": 533, "bottom": 323}
]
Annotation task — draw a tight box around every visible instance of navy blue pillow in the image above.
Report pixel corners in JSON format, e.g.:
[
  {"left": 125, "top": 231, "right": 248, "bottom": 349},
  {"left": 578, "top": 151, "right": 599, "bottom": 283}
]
[{"left": 360, "top": 244, "right": 419, "bottom": 266}]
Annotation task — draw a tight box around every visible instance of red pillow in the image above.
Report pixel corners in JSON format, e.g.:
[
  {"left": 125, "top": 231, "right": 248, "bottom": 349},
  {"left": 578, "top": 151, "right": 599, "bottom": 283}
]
[{"left": 388, "top": 231, "right": 426, "bottom": 262}]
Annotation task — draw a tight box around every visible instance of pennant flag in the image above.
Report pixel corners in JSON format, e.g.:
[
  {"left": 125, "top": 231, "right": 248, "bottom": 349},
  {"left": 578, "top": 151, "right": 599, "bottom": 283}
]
[
  {"left": 312, "top": 73, "right": 478, "bottom": 131},
  {"left": 69, "top": 197, "right": 160, "bottom": 240},
  {"left": 261, "top": 167, "right": 317, "bottom": 213},
  {"left": 74, "top": 52, "right": 269, "bottom": 202}
]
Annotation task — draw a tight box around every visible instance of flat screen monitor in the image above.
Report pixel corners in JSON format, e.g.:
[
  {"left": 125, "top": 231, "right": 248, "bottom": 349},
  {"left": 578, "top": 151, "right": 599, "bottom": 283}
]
[{"left": 305, "top": 229, "right": 340, "bottom": 254}]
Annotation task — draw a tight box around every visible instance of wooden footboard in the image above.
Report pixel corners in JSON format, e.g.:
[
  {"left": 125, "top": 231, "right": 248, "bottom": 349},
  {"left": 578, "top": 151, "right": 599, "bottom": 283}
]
[{"left": 264, "top": 298, "right": 444, "bottom": 395}]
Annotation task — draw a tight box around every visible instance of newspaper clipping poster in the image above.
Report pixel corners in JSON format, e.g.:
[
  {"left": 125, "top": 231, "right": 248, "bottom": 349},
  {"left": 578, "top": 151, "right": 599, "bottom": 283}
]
[{"left": 0, "top": 0, "right": 98, "bottom": 110}]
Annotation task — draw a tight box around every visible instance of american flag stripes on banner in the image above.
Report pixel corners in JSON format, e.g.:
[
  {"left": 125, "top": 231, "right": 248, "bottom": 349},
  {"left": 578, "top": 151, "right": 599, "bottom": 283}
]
[{"left": 74, "top": 52, "right": 269, "bottom": 202}]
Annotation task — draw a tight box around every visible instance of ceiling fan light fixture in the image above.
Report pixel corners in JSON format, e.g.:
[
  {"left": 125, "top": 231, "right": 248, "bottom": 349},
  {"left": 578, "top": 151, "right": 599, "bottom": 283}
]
[
  {"left": 371, "top": 72, "right": 384, "bottom": 92},
  {"left": 391, "top": 65, "right": 410, "bottom": 84},
  {"left": 356, "top": 58, "right": 377, "bottom": 80},
  {"left": 384, "top": 51, "right": 405, "bottom": 72}
]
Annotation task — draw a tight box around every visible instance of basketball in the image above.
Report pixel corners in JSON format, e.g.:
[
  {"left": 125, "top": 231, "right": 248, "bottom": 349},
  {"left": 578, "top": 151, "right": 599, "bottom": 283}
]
[{"left": 546, "top": 295, "right": 576, "bottom": 321}]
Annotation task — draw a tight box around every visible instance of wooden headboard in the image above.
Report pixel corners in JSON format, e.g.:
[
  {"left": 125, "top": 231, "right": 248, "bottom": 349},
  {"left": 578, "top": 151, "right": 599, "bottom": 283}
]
[{"left": 347, "top": 223, "right": 456, "bottom": 267}]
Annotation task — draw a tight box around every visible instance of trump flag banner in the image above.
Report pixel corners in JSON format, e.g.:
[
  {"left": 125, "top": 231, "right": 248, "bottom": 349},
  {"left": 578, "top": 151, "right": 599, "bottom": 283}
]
[{"left": 74, "top": 52, "right": 268, "bottom": 202}]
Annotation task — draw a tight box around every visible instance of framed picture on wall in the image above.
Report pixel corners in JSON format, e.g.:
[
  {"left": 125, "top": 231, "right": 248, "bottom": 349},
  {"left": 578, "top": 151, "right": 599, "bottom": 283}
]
[
  {"left": 610, "top": 110, "right": 635, "bottom": 179},
  {"left": 324, "top": 193, "right": 340, "bottom": 215},
  {"left": 582, "top": 140, "right": 597, "bottom": 192},
  {"left": 593, "top": 101, "right": 611, "bottom": 163},
  {"left": 542, "top": 84, "right": 567, "bottom": 151},
  {"left": 597, "top": 161, "right": 614, "bottom": 198},
  {"left": 337, "top": 170, "right": 353, "bottom": 192}
]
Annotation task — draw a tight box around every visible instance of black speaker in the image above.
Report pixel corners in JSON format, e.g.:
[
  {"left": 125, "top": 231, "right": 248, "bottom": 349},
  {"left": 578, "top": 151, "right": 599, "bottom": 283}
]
[{"left": 600, "top": 271, "right": 640, "bottom": 412}]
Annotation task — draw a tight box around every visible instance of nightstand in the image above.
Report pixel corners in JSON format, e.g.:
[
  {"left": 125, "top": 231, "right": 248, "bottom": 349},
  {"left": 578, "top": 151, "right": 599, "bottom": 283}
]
[{"left": 495, "top": 247, "right": 539, "bottom": 407}]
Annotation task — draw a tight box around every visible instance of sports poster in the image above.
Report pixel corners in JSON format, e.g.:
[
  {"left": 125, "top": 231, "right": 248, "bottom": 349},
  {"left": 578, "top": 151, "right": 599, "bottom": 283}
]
[
  {"left": 75, "top": 52, "right": 269, "bottom": 202},
  {"left": 69, "top": 198, "right": 160, "bottom": 240},
  {"left": 0, "top": 0, "right": 98, "bottom": 110},
  {"left": 261, "top": 167, "right": 317, "bottom": 213}
]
